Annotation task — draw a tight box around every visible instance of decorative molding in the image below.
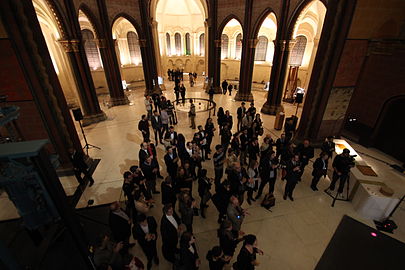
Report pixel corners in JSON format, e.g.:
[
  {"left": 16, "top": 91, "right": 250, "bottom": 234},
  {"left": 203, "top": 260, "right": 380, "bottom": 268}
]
[
  {"left": 367, "top": 40, "right": 405, "bottom": 56},
  {"left": 44, "top": 0, "right": 67, "bottom": 39},
  {"left": 58, "top": 39, "right": 80, "bottom": 53}
]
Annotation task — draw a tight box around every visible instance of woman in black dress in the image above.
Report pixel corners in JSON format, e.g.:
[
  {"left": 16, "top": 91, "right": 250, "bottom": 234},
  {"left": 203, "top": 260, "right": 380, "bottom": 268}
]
[
  {"left": 205, "top": 118, "right": 216, "bottom": 156},
  {"left": 233, "top": 234, "right": 264, "bottom": 270}
]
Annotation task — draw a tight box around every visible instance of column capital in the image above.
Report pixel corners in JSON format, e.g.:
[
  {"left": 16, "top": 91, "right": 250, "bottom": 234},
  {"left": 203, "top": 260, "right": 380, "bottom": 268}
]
[
  {"left": 248, "top": 39, "right": 259, "bottom": 48},
  {"left": 139, "top": 39, "right": 147, "bottom": 47},
  {"left": 151, "top": 20, "right": 158, "bottom": 28},
  {"left": 58, "top": 39, "right": 80, "bottom": 52},
  {"left": 95, "top": 39, "right": 107, "bottom": 48},
  {"left": 286, "top": 39, "right": 296, "bottom": 51}
]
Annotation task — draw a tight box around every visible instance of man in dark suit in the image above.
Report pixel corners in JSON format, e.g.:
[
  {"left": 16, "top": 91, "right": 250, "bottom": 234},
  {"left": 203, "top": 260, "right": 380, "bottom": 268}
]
[
  {"left": 275, "top": 133, "right": 288, "bottom": 158},
  {"left": 160, "top": 204, "right": 182, "bottom": 263},
  {"left": 69, "top": 148, "right": 94, "bottom": 186},
  {"left": 311, "top": 152, "right": 329, "bottom": 191},
  {"left": 151, "top": 110, "right": 163, "bottom": 145},
  {"left": 133, "top": 214, "right": 159, "bottom": 270},
  {"left": 222, "top": 80, "right": 228, "bottom": 95},
  {"left": 223, "top": 110, "right": 233, "bottom": 130},
  {"left": 321, "top": 136, "right": 336, "bottom": 159},
  {"left": 138, "top": 114, "right": 150, "bottom": 142},
  {"left": 236, "top": 102, "right": 246, "bottom": 132},
  {"left": 164, "top": 126, "right": 178, "bottom": 146},
  {"left": 141, "top": 156, "right": 160, "bottom": 195},
  {"left": 284, "top": 154, "right": 302, "bottom": 201},
  {"left": 108, "top": 202, "right": 132, "bottom": 244},
  {"left": 164, "top": 146, "right": 179, "bottom": 179},
  {"left": 139, "top": 142, "right": 151, "bottom": 165},
  {"left": 295, "top": 139, "right": 315, "bottom": 175}
]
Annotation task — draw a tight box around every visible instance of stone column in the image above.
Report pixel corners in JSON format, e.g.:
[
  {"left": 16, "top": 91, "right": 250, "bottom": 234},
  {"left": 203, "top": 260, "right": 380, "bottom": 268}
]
[
  {"left": 207, "top": 0, "right": 219, "bottom": 92},
  {"left": 151, "top": 20, "right": 166, "bottom": 90},
  {"left": 212, "top": 39, "right": 222, "bottom": 93},
  {"left": 97, "top": 38, "right": 128, "bottom": 105},
  {"left": 261, "top": 39, "right": 287, "bottom": 114},
  {"left": 235, "top": 38, "right": 257, "bottom": 101},
  {"left": 59, "top": 39, "right": 107, "bottom": 126},
  {"left": 295, "top": 0, "right": 358, "bottom": 143}
]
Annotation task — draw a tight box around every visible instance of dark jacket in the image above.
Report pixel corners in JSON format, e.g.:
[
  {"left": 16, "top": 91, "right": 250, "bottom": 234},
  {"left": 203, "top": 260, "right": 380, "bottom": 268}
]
[
  {"left": 138, "top": 119, "right": 149, "bottom": 133},
  {"left": 259, "top": 156, "right": 278, "bottom": 180},
  {"left": 295, "top": 144, "right": 314, "bottom": 166},
  {"left": 179, "top": 243, "right": 199, "bottom": 270},
  {"left": 151, "top": 115, "right": 162, "bottom": 130},
  {"left": 237, "top": 107, "right": 246, "bottom": 119},
  {"left": 321, "top": 140, "right": 335, "bottom": 155},
  {"left": 139, "top": 148, "right": 150, "bottom": 165},
  {"left": 198, "top": 177, "right": 212, "bottom": 197},
  {"left": 161, "top": 181, "right": 177, "bottom": 205},
  {"left": 285, "top": 159, "right": 302, "bottom": 183},
  {"left": 218, "top": 229, "right": 242, "bottom": 256},
  {"left": 179, "top": 199, "right": 194, "bottom": 226},
  {"left": 206, "top": 250, "right": 227, "bottom": 270},
  {"left": 160, "top": 212, "right": 181, "bottom": 246},
  {"left": 132, "top": 216, "right": 158, "bottom": 250},
  {"left": 312, "top": 157, "right": 328, "bottom": 177},
  {"left": 233, "top": 246, "right": 257, "bottom": 270},
  {"left": 109, "top": 209, "right": 131, "bottom": 242},
  {"left": 164, "top": 152, "right": 178, "bottom": 177},
  {"left": 164, "top": 131, "right": 178, "bottom": 145}
]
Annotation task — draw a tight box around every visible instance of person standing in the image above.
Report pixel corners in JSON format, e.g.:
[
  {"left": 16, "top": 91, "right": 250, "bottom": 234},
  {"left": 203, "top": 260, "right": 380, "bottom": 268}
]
[
  {"left": 213, "top": 144, "right": 225, "bottom": 192},
  {"left": 217, "top": 220, "right": 244, "bottom": 258},
  {"left": 141, "top": 156, "right": 159, "bottom": 195},
  {"left": 179, "top": 192, "right": 195, "bottom": 233},
  {"left": 208, "top": 86, "right": 215, "bottom": 101},
  {"left": 227, "top": 196, "right": 246, "bottom": 237},
  {"left": 220, "top": 124, "right": 232, "bottom": 152},
  {"left": 108, "top": 202, "right": 132, "bottom": 244},
  {"left": 151, "top": 110, "right": 163, "bottom": 145},
  {"left": 295, "top": 139, "right": 314, "bottom": 175},
  {"left": 239, "top": 129, "right": 249, "bottom": 166},
  {"left": 311, "top": 152, "right": 329, "bottom": 191},
  {"left": 174, "top": 84, "right": 180, "bottom": 104},
  {"left": 256, "top": 151, "right": 278, "bottom": 199},
  {"left": 160, "top": 108, "right": 169, "bottom": 134},
  {"left": 328, "top": 148, "right": 355, "bottom": 195},
  {"left": 161, "top": 176, "right": 177, "bottom": 207},
  {"left": 198, "top": 169, "right": 212, "bottom": 218},
  {"left": 233, "top": 234, "right": 264, "bottom": 270},
  {"left": 284, "top": 154, "right": 302, "bottom": 201},
  {"left": 160, "top": 204, "right": 182, "bottom": 263},
  {"left": 228, "top": 84, "right": 233, "bottom": 96},
  {"left": 69, "top": 148, "right": 94, "bottom": 186},
  {"left": 180, "top": 83, "right": 186, "bottom": 104},
  {"left": 223, "top": 110, "right": 233, "bottom": 131},
  {"left": 138, "top": 115, "right": 150, "bottom": 142},
  {"left": 133, "top": 214, "right": 159, "bottom": 270},
  {"left": 144, "top": 96, "right": 153, "bottom": 120},
  {"left": 206, "top": 246, "right": 230, "bottom": 270},
  {"left": 222, "top": 80, "right": 228, "bottom": 95},
  {"left": 189, "top": 99, "right": 196, "bottom": 129},
  {"left": 236, "top": 102, "right": 246, "bottom": 132},
  {"left": 205, "top": 118, "right": 216, "bottom": 156},
  {"left": 179, "top": 232, "right": 200, "bottom": 270},
  {"left": 164, "top": 146, "right": 179, "bottom": 179},
  {"left": 275, "top": 133, "right": 288, "bottom": 158},
  {"left": 321, "top": 136, "right": 336, "bottom": 159}
]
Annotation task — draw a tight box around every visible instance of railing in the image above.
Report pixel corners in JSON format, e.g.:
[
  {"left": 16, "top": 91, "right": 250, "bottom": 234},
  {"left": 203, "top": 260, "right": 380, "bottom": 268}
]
[{"left": 174, "top": 97, "right": 216, "bottom": 118}]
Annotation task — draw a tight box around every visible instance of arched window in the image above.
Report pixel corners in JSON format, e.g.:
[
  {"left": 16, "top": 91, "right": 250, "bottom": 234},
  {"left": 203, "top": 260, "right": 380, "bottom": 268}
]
[
  {"left": 199, "top": 33, "right": 205, "bottom": 56},
  {"left": 82, "top": 29, "right": 101, "bottom": 70},
  {"left": 185, "top": 33, "right": 191, "bottom": 55},
  {"left": 235, "top": 33, "right": 242, "bottom": 60},
  {"left": 175, "top": 33, "right": 181, "bottom": 55},
  {"left": 255, "top": 36, "right": 268, "bottom": 61},
  {"left": 289, "top": 35, "right": 307, "bottom": 66},
  {"left": 127, "top": 31, "right": 141, "bottom": 65},
  {"left": 166, "top": 33, "right": 171, "bottom": 56},
  {"left": 221, "top": 34, "right": 229, "bottom": 59}
]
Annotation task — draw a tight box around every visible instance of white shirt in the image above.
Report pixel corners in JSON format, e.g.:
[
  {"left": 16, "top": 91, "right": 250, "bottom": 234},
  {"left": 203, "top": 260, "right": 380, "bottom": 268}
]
[
  {"left": 113, "top": 209, "right": 129, "bottom": 221},
  {"left": 166, "top": 214, "right": 178, "bottom": 229},
  {"left": 186, "top": 148, "right": 193, "bottom": 157},
  {"left": 322, "top": 159, "right": 326, "bottom": 170}
]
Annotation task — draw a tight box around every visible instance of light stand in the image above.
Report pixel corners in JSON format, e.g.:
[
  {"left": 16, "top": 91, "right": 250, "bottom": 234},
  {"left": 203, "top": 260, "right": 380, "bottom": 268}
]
[{"left": 78, "top": 120, "right": 100, "bottom": 156}]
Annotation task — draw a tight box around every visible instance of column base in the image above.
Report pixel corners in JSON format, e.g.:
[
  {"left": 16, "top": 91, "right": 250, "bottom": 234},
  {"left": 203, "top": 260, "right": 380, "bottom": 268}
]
[
  {"left": 234, "top": 91, "right": 254, "bottom": 102},
  {"left": 110, "top": 95, "right": 130, "bottom": 106},
  {"left": 261, "top": 102, "right": 284, "bottom": 115},
  {"left": 82, "top": 111, "right": 107, "bottom": 127}
]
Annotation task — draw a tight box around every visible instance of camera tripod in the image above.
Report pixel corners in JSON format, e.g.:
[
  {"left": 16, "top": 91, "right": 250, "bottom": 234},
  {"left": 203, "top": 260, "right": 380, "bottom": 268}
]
[
  {"left": 324, "top": 175, "right": 351, "bottom": 207},
  {"left": 78, "top": 119, "right": 100, "bottom": 155}
]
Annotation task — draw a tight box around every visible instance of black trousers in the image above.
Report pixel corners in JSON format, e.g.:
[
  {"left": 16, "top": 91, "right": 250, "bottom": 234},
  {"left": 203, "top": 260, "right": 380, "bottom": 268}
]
[
  {"left": 311, "top": 175, "right": 323, "bottom": 188},
  {"left": 214, "top": 167, "right": 224, "bottom": 192},
  {"left": 329, "top": 172, "right": 349, "bottom": 193},
  {"left": 141, "top": 242, "right": 158, "bottom": 270},
  {"left": 284, "top": 180, "right": 297, "bottom": 198},
  {"left": 142, "top": 131, "right": 150, "bottom": 142},
  {"left": 257, "top": 177, "right": 276, "bottom": 196},
  {"left": 162, "top": 243, "right": 177, "bottom": 263},
  {"left": 153, "top": 128, "right": 162, "bottom": 144}
]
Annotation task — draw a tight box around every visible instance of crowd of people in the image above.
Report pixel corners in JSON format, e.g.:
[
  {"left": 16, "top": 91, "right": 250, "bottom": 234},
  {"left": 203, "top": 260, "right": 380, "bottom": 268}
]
[{"left": 93, "top": 80, "right": 351, "bottom": 270}]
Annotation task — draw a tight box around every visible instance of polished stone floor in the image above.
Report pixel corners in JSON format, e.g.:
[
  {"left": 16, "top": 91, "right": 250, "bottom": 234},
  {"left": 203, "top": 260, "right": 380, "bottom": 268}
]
[{"left": 1, "top": 78, "right": 405, "bottom": 269}]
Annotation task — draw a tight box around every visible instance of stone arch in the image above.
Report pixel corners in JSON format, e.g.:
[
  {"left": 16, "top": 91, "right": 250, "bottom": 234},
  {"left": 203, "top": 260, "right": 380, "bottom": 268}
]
[
  {"left": 217, "top": 14, "right": 243, "bottom": 39},
  {"left": 251, "top": 8, "right": 278, "bottom": 39},
  {"left": 78, "top": 3, "right": 102, "bottom": 38},
  {"left": 110, "top": 13, "right": 144, "bottom": 39}
]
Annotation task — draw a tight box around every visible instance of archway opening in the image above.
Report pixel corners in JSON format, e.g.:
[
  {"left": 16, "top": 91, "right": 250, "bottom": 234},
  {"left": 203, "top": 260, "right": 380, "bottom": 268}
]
[
  {"left": 283, "top": 0, "right": 326, "bottom": 104},
  {"left": 155, "top": 0, "right": 206, "bottom": 85},
  {"left": 220, "top": 18, "right": 243, "bottom": 85},
  {"left": 252, "top": 13, "right": 277, "bottom": 92},
  {"left": 33, "top": 0, "right": 81, "bottom": 109},
  {"left": 78, "top": 9, "right": 110, "bottom": 100},
  {"left": 111, "top": 17, "right": 146, "bottom": 92}
]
